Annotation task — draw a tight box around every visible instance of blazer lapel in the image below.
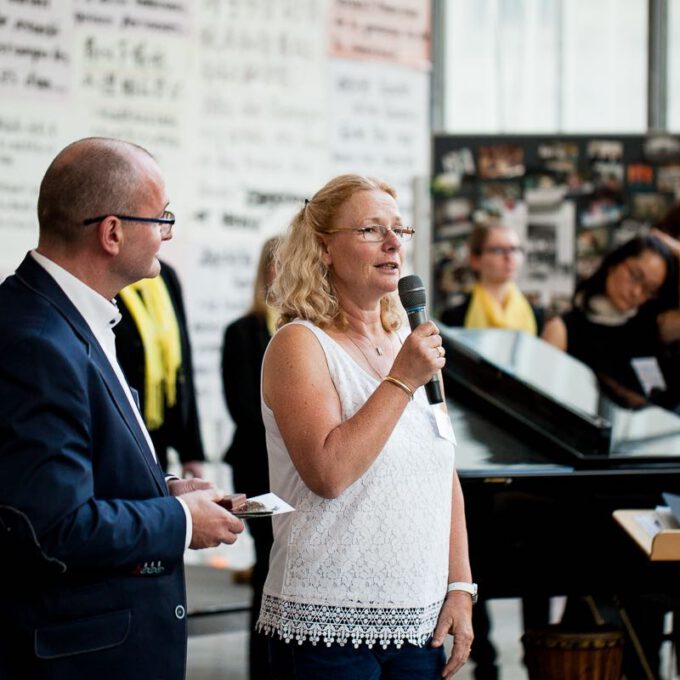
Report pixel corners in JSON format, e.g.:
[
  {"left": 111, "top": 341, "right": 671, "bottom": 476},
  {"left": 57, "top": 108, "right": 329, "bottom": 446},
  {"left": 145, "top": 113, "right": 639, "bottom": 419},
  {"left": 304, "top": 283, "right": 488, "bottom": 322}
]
[
  {"left": 15, "top": 255, "right": 168, "bottom": 495},
  {"left": 87, "top": 341, "right": 168, "bottom": 493}
]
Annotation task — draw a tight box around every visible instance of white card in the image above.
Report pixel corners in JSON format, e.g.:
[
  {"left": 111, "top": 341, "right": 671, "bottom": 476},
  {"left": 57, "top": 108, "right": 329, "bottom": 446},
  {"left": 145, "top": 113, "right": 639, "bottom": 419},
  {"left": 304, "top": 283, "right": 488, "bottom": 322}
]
[
  {"left": 234, "top": 492, "right": 295, "bottom": 518},
  {"left": 631, "top": 357, "right": 666, "bottom": 396}
]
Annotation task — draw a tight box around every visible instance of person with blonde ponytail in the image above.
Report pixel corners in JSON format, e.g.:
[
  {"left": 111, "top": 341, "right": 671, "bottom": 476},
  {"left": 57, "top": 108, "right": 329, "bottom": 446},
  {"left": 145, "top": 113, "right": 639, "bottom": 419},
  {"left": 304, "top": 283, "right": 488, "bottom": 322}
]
[
  {"left": 257, "top": 175, "right": 473, "bottom": 680},
  {"left": 221, "top": 236, "right": 280, "bottom": 680}
]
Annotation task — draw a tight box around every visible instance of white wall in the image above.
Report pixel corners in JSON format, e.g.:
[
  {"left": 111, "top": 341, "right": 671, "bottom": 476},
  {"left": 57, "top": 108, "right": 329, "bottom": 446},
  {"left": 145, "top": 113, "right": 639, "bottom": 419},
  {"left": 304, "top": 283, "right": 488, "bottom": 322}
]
[{"left": 0, "top": 0, "right": 432, "bottom": 459}]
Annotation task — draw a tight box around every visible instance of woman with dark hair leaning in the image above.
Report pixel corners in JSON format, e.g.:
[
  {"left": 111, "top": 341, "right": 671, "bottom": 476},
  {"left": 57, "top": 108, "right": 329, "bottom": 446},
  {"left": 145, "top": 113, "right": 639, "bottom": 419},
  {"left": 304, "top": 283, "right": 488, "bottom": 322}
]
[
  {"left": 257, "top": 174, "right": 474, "bottom": 679},
  {"left": 221, "top": 236, "right": 280, "bottom": 680},
  {"left": 542, "top": 234, "right": 680, "bottom": 678},
  {"left": 542, "top": 234, "right": 680, "bottom": 410}
]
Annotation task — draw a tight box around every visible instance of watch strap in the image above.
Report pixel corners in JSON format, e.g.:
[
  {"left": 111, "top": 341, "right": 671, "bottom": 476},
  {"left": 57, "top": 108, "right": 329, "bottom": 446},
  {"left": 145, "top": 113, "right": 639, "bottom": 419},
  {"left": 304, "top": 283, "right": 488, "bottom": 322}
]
[{"left": 447, "top": 581, "right": 478, "bottom": 602}]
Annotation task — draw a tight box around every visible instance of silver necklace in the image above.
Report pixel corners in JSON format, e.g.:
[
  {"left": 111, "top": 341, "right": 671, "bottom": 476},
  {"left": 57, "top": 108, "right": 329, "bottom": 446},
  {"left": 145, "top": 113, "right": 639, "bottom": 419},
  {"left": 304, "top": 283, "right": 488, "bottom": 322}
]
[
  {"left": 346, "top": 331, "right": 395, "bottom": 380},
  {"left": 349, "top": 328, "right": 391, "bottom": 356}
]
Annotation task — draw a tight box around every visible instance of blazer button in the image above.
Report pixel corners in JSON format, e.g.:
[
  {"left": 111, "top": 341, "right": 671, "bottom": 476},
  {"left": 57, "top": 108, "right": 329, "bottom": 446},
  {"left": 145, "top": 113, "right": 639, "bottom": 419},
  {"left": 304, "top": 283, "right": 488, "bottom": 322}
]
[{"left": 175, "top": 605, "right": 186, "bottom": 620}]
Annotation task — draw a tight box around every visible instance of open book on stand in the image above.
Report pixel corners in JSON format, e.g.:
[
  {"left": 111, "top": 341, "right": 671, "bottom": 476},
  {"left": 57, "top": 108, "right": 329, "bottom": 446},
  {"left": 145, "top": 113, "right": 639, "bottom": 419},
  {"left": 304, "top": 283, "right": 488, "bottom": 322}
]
[{"left": 613, "top": 495, "right": 680, "bottom": 560}]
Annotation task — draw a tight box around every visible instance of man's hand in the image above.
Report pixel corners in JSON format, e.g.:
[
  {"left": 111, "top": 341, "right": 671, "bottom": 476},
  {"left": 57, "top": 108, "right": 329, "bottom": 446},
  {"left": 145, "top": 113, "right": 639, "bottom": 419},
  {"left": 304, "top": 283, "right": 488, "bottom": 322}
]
[
  {"left": 180, "top": 488, "right": 245, "bottom": 549},
  {"left": 167, "top": 476, "right": 214, "bottom": 496},
  {"left": 181, "top": 460, "right": 204, "bottom": 478}
]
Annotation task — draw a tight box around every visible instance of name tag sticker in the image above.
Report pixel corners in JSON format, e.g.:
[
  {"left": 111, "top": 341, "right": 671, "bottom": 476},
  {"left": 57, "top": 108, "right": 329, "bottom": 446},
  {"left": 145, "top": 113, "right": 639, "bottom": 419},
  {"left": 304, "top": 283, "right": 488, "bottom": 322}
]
[
  {"left": 434, "top": 404, "right": 457, "bottom": 445},
  {"left": 631, "top": 357, "right": 666, "bottom": 396}
]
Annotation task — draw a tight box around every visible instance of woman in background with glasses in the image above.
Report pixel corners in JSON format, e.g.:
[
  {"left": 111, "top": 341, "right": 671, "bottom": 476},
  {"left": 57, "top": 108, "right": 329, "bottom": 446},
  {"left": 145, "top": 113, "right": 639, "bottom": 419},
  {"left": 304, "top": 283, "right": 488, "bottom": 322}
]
[
  {"left": 440, "top": 219, "right": 545, "bottom": 680},
  {"left": 258, "top": 174, "right": 474, "bottom": 680},
  {"left": 440, "top": 220, "right": 544, "bottom": 335},
  {"left": 542, "top": 234, "right": 679, "bottom": 409}
]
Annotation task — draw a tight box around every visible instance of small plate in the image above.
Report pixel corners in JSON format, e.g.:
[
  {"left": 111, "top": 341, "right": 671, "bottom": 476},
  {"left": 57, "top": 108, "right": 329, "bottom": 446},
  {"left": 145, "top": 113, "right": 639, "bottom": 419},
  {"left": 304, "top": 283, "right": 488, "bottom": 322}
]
[{"left": 233, "top": 506, "right": 277, "bottom": 519}]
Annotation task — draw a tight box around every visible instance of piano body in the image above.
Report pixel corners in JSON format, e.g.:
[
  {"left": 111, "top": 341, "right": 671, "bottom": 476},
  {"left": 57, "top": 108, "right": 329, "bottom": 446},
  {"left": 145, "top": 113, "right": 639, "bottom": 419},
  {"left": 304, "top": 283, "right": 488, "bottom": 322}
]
[{"left": 442, "top": 328, "right": 680, "bottom": 601}]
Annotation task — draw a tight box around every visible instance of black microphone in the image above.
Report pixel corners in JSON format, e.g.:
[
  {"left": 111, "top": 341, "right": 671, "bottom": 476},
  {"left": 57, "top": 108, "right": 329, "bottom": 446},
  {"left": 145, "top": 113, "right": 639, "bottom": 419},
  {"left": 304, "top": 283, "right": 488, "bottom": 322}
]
[{"left": 398, "top": 274, "right": 444, "bottom": 404}]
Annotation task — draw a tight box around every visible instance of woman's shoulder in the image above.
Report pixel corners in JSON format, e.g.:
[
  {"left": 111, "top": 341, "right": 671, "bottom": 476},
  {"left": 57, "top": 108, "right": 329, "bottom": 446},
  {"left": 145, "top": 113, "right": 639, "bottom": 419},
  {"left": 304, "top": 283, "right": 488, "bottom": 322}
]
[{"left": 269, "top": 320, "right": 326, "bottom": 352}]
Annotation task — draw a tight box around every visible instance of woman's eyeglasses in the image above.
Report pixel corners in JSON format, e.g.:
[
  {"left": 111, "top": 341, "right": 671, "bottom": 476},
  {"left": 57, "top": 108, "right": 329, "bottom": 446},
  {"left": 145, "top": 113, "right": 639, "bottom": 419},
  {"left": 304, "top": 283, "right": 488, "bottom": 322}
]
[
  {"left": 623, "top": 262, "right": 661, "bottom": 299},
  {"left": 327, "top": 225, "right": 415, "bottom": 242},
  {"left": 82, "top": 210, "right": 175, "bottom": 237},
  {"left": 481, "top": 245, "right": 524, "bottom": 256}
]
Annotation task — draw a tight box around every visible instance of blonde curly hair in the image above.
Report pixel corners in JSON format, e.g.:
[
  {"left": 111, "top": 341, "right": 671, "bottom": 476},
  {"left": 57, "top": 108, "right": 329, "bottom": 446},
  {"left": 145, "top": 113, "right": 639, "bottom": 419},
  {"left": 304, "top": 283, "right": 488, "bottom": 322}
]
[{"left": 271, "top": 174, "right": 403, "bottom": 331}]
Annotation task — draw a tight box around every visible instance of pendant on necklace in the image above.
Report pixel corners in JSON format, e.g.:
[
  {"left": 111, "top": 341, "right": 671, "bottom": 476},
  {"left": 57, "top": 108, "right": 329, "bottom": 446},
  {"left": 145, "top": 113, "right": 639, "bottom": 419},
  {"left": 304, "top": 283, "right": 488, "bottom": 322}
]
[{"left": 375, "top": 346, "right": 383, "bottom": 356}]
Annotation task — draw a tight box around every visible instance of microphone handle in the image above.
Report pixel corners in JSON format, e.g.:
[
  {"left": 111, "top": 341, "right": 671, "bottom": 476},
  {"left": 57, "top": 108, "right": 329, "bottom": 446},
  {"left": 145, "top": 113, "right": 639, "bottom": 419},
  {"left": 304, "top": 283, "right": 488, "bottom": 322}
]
[
  {"left": 406, "top": 309, "right": 444, "bottom": 405},
  {"left": 425, "top": 373, "right": 444, "bottom": 405}
]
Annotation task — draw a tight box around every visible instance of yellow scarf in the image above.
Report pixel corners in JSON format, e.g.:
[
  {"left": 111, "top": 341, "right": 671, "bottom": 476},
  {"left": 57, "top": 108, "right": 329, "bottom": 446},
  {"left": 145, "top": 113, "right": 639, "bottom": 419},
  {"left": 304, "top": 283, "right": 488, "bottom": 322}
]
[
  {"left": 118, "top": 276, "right": 182, "bottom": 430},
  {"left": 464, "top": 282, "right": 537, "bottom": 335}
]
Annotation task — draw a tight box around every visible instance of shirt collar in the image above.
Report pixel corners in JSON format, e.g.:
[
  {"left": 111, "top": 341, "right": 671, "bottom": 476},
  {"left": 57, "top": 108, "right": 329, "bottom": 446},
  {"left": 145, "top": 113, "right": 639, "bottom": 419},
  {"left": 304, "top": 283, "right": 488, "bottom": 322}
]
[{"left": 30, "top": 250, "right": 122, "bottom": 334}]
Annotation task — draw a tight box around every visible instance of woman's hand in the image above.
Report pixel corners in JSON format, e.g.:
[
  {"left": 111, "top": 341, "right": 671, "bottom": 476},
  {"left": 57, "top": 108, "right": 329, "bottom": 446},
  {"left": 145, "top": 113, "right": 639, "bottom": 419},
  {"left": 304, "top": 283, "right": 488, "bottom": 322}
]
[
  {"left": 431, "top": 592, "right": 474, "bottom": 678},
  {"left": 390, "top": 320, "right": 446, "bottom": 388},
  {"left": 651, "top": 228, "right": 680, "bottom": 260},
  {"left": 598, "top": 373, "right": 648, "bottom": 409}
]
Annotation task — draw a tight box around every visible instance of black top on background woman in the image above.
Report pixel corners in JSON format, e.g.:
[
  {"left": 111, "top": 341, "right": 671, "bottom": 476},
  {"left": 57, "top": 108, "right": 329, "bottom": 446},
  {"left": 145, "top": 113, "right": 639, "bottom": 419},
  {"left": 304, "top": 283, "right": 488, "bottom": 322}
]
[{"left": 221, "top": 236, "right": 278, "bottom": 680}]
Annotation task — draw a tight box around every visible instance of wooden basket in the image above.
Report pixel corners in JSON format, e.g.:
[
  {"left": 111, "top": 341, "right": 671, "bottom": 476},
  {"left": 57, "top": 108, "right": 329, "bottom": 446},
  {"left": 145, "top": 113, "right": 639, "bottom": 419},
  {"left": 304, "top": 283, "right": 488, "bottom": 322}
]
[{"left": 522, "top": 627, "right": 624, "bottom": 680}]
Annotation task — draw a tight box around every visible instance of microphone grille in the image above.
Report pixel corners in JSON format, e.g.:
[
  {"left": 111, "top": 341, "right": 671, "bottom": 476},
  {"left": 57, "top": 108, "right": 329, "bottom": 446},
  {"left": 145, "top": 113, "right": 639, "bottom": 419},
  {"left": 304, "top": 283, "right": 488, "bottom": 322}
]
[{"left": 398, "top": 274, "right": 426, "bottom": 309}]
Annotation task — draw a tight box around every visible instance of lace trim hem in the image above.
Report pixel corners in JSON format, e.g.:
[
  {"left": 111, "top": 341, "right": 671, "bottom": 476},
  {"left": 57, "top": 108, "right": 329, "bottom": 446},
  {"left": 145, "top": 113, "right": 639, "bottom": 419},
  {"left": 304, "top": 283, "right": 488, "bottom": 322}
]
[{"left": 256, "top": 594, "right": 443, "bottom": 649}]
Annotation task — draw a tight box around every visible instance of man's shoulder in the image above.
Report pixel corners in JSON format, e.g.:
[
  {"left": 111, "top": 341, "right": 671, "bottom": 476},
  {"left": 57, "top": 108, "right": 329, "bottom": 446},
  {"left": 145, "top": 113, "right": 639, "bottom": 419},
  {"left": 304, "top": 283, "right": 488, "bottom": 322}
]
[{"left": 0, "top": 274, "right": 81, "bottom": 350}]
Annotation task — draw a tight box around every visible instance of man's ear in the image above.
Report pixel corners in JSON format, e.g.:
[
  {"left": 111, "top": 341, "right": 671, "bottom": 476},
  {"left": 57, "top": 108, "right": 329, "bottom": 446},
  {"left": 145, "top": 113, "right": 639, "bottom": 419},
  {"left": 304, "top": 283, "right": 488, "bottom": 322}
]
[{"left": 98, "top": 217, "right": 122, "bottom": 255}]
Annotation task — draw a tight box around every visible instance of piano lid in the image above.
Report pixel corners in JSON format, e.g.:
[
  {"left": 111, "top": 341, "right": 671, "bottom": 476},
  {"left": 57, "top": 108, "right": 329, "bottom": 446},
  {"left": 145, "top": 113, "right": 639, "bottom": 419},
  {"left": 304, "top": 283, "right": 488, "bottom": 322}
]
[{"left": 441, "top": 327, "right": 680, "bottom": 465}]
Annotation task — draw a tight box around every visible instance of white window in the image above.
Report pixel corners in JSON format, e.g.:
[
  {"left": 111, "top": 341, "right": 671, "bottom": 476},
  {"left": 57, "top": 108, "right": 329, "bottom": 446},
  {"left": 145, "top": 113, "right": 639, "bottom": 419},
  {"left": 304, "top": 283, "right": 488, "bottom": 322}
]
[{"left": 440, "top": 0, "right": 648, "bottom": 133}]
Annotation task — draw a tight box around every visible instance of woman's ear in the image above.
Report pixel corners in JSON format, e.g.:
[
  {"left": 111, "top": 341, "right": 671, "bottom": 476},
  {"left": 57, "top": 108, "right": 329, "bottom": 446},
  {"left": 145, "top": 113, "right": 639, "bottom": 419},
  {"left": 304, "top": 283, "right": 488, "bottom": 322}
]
[{"left": 320, "top": 238, "right": 332, "bottom": 267}]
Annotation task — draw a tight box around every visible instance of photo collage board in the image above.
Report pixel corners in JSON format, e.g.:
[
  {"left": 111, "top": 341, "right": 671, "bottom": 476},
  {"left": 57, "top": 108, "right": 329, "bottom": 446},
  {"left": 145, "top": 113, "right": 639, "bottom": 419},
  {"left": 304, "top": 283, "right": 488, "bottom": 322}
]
[{"left": 431, "top": 133, "right": 680, "bottom": 318}]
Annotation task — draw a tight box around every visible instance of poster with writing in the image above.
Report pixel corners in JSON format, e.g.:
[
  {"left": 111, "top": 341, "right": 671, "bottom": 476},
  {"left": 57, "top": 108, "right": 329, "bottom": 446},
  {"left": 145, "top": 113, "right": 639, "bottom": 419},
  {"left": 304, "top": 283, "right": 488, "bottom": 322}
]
[
  {"left": 69, "top": 0, "right": 192, "bottom": 210},
  {"left": 0, "top": 0, "right": 72, "bottom": 99},
  {"left": 0, "top": 1, "right": 73, "bottom": 272},
  {"left": 328, "top": 59, "right": 430, "bottom": 224},
  {"left": 328, "top": 0, "right": 431, "bottom": 69}
]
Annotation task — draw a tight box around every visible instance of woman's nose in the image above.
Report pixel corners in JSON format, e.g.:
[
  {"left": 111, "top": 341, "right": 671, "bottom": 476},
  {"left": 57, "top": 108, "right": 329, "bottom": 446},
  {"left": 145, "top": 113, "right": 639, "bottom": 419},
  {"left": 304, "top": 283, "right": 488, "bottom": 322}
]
[{"left": 382, "top": 230, "right": 401, "bottom": 249}]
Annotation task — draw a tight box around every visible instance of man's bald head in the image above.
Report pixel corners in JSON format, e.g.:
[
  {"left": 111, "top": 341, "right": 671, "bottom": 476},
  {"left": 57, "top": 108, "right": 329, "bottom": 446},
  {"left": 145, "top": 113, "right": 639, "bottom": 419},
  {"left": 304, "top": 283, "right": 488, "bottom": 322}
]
[{"left": 37, "top": 137, "right": 158, "bottom": 244}]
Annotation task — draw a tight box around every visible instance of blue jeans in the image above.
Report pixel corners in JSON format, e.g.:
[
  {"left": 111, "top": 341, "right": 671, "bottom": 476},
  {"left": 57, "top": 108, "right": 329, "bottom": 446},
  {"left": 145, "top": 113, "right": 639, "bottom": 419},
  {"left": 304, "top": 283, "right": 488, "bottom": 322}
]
[{"left": 268, "top": 636, "right": 446, "bottom": 680}]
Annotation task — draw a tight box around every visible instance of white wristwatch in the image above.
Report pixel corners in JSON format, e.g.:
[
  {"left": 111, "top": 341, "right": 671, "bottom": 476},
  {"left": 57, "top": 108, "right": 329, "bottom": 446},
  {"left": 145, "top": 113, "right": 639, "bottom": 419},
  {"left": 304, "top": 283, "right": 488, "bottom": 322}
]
[{"left": 447, "top": 581, "right": 478, "bottom": 603}]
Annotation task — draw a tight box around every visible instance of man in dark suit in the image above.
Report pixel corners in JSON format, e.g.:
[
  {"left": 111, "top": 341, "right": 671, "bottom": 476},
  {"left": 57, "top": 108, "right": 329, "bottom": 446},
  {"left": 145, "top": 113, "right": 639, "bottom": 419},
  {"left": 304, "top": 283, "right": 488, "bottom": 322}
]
[{"left": 0, "top": 137, "right": 244, "bottom": 679}]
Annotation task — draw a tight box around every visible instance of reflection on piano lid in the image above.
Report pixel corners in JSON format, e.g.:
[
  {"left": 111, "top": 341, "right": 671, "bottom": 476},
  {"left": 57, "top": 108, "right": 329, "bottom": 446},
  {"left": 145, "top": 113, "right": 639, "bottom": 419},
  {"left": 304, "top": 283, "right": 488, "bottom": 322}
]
[{"left": 441, "top": 327, "right": 680, "bottom": 465}]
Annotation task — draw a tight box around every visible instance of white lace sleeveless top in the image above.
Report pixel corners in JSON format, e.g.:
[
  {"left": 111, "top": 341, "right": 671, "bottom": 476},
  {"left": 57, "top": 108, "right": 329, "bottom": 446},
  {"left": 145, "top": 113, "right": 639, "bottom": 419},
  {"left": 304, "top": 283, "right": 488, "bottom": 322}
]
[{"left": 257, "top": 320, "right": 456, "bottom": 649}]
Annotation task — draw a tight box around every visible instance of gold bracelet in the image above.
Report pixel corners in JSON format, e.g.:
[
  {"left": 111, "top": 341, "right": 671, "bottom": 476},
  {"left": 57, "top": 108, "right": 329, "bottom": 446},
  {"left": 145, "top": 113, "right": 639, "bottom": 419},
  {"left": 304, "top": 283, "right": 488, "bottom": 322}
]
[{"left": 384, "top": 375, "right": 414, "bottom": 401}]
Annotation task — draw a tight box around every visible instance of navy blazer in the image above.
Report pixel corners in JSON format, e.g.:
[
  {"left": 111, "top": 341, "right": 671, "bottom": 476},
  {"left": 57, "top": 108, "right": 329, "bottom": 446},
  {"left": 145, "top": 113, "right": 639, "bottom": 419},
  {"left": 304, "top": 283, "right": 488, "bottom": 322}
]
[{"left": 0, "top": 255, "right": 189, "bottom": 679}]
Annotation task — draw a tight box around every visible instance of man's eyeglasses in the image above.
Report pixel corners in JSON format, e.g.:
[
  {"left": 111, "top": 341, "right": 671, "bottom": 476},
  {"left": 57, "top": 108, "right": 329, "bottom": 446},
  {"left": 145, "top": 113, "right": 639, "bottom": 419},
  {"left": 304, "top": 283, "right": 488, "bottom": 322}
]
[
  {"left": 82, "top": 210, "right": 175, "bottom": 237},
  {"left": 481, "top": 245, "right": 524, "bottom": 257},
  {"left": 327, "top": 225, "right": 415, "bottom": 243}
]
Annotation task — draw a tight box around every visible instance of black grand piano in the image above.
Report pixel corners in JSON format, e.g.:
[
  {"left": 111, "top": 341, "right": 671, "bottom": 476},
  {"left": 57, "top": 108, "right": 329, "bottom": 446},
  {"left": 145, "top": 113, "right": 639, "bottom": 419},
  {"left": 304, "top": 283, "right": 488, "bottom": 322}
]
[{"left": 442, "top": 328, "right": 680, "bottom": 601}]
